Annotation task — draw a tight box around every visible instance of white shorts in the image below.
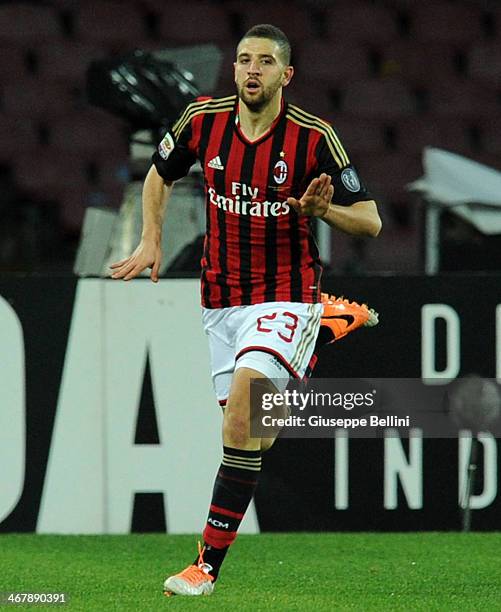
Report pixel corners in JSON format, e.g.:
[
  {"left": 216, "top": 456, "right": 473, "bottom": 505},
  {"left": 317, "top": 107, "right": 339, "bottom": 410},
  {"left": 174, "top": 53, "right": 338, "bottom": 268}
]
[{"left": 202, "top": 301, "right": 323, "bottom": 405}]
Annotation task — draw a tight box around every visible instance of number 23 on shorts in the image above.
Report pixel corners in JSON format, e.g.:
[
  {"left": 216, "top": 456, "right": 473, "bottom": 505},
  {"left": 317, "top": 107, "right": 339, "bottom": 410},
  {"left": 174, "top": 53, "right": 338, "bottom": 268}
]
[{"left": 256, "top": 311, "right": 299, "bottom": 343}]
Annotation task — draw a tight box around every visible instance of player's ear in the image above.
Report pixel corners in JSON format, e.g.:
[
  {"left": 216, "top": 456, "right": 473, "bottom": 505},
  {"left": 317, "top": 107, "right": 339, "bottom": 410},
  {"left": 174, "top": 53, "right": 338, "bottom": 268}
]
[{"left": 282, "top": 65, "right": 294, "bottom": 88}]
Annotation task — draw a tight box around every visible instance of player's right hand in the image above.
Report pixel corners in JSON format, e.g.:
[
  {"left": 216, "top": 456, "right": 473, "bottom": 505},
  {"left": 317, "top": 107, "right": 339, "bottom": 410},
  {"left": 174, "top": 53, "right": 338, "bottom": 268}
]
[{"left": 109, "top": 240, "right": 162, "bottom": 282}]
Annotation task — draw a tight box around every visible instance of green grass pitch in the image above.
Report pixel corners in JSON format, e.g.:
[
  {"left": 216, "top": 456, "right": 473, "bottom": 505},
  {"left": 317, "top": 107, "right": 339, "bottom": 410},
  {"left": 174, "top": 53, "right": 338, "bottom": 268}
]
[{"left": 2, "top": 533, "right": 501, "bottom": 611}]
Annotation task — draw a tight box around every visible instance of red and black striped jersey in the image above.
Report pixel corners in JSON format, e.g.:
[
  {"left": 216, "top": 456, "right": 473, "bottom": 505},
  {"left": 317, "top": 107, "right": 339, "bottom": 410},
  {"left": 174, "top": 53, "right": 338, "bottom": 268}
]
[{"left": 153, "top": 95, "right": 371, "bottom": 309}]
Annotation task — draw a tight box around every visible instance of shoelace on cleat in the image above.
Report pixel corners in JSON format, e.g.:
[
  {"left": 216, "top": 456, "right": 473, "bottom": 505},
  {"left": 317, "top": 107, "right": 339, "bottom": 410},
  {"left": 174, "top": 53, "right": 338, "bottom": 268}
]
[
  {"left": 197, "top": 540, "right": 204, "bottom": 566},
  {"left": 174, "top": 542, "right": 214, "bottom": 585},
  {"left": 176, "top": 564, "right": 211, "bottom": 586},
  {"left": 163, "top": 542, "right": 214, "bottom": 596}
]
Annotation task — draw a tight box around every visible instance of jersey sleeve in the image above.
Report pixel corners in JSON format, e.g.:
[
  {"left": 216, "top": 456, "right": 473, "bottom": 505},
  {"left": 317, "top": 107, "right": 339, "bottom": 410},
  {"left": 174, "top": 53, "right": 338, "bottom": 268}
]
[
  {"left": 152, "top": 103, "right": 198, "bottom": 181},
  {"left": 315, "top": 127, "right": 372, "bottom": 206}
]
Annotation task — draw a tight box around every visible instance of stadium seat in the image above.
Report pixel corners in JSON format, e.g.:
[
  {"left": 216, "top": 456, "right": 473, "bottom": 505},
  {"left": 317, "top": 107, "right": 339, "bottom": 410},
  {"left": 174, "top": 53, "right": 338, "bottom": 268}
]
[
  {"left": 58, "top": 182, "right": 124, "bottom": 232},
  {"left": 324, "top": 1, "right": 398, "bottom": 44},
  {"left": 296, "top": 41, "right": 370, "bottom": 86},
  {"left": 472, "top": 152, "right": 501, "bottom": 172},
  {"left": 409, "top": 4, "right": 482, "bottom": 44},
  {"left": 379, "top": 0, "right": 418, "bottom": 7},
  {"left": 75, "top": 2, "right": 147, "bottom": 45},
  {"left": 14, "top": 147, "right": 125, "bottom": 231},
  {"left": 13, "top": 150, "right": 85, "bottom": 200},
  {"left": 49, "top": 0, "right": 82, "bottom": 8},
  {"left": 90, "top": 151, "right": 129, "bottom": 193},
  {"left": 3, "top": 80, "right": 76, "bottom": 118},
  {"left": 329, "top": 116, "right": 388, "bottom": 157},
  {"left": 0, "top": 4, "right": 60, "bottom": 44},
  {"left": 478, "top": 119, "right": 501, "bottom": 156},
  {"left": 328, "top": 216, "right": 420, "bottom": 274},
  {"left": 287, "top": 80, "right": 336, "bottom": 122},
  {"left": 342, "top": 78, "right": 416, "bottom": 119},
  {"left": 211, "top": 43, "right": 237, "bottom": 95},
  {"left": 38, "top": 42, "right": 107, "bottom": 85},
  {"left": 58, "top": 187, "right": 94, "bottom": 233},
  {"left": 231, "top": 1, "right": 314, "bottom": 44},
  {"left": 359, "top": 152, "right": 422, "bottom": 202},
  {"left": 395, "top": 117, "right": 474, "bottom": 157},
  {"left": 0, "top": 117, "right": 38, "bottom": 161},
  {"left": 50, "top": 110, "right": 128, "bottom": 154},
  {"left": 426, "top": 80, "right": 500, "bottom": 120},
  {"left": 468, "top": 42, "right": 501, "bottom": 89},
  {"left": 160, "top": 2, "right": 234, "bottom": 45},
  {"left": 0, "top": 47, "right": 32, "bottom": 81},
  {"left": 363, "top": 225, "right": 420, "bottom": 273},
  {"left": 381, "top": 41, "right": 461, "bottom": 86}
]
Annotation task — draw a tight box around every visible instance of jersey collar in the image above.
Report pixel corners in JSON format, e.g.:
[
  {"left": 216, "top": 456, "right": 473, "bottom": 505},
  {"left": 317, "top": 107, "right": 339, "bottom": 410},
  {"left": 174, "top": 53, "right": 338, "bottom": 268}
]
[{"left": 234, "top": 98, "right": 286, "bottom": 146}]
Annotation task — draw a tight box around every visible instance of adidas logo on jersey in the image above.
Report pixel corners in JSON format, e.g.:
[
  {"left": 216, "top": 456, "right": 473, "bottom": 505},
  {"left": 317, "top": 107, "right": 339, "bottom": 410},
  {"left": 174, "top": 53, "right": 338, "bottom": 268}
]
[{"left": 208, "top": 156, "right": 224, "bottom": 170}]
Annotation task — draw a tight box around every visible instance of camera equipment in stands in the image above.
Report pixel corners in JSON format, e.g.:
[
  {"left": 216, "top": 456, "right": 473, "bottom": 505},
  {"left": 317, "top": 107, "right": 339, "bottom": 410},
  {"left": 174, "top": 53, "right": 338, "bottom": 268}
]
[
  {"left": 86, "top": 49, "right": 200, "bottom": 130},
  {"left": 77, "top": 47, "right": 224, "bottom": 278}
]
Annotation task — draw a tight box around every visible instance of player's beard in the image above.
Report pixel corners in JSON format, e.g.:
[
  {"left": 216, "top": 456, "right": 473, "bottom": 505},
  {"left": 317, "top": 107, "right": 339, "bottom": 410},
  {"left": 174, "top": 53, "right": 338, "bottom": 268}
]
[{"left": 236, "top": 76, "right": 283, "bottom": 112}]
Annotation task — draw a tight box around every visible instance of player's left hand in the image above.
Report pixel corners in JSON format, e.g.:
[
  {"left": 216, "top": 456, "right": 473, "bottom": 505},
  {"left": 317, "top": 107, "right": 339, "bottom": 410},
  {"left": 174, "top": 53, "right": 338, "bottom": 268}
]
[{"left": 286, "top": 173, "right": 333, "bottom": 217}]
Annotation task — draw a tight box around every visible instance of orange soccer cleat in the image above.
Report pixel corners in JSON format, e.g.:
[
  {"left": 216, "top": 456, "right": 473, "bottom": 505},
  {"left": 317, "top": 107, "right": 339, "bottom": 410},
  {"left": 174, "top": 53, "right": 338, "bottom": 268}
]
[
  {"left": 320, "top": 292, "right": 379, "bottom": 344},
  {"left": 163, "top": 543, "right": 215, "bottom": 597}
]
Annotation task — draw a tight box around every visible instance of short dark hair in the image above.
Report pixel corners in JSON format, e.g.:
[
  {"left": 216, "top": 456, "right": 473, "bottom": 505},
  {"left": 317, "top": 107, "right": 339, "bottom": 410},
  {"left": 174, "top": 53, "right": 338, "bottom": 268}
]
[{"left": 239, "top": 24, "right": 291, "bottom": 65}]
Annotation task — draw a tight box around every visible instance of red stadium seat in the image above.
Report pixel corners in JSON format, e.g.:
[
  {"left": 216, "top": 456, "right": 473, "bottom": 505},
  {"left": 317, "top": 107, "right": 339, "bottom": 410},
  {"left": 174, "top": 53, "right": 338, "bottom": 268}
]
[
  {"left": 58, "top": 183, "right": 124, "bottom": 232},
  {"left": 51, "top": 110, "right": 128, "bottom": 154},
  {"left": 478, "top": 119, "right": 501, "bottom": 156},
  {"left": 363, "top": 225, "right": 420, "bottom": 273},
  {"left": 13, "top": 147, "right": 126, "bottom": 230},
  {"left": 212, "top": 43, "right": 238, "bottom": 95},
  {"left": 329, "top": 116, "right": 388, "bottom": 157},
  {"left": 381, "top": 42, "right": 460, "bottom": 86},
  {"left": 324, "top": 1, "right": 398, "bottom": 44},
  {"left": 342, "top": 78, "right": 416, "bottom": 119},
  {"left": 379, "top": 0, "right": 418, "bottom": 7},
  {"left": 471, "top": 153, "right": 501, "bottom": 172},
  {"left": 287, "top": 80, "right": 336, "bottom": 122},
  {"left": 296, "top": 41, "right": 370, "bottom": 86},
  {"left": 58, "top": 186, "right": 94, "bottom": 233},
  {"left": 409, "top": 4, "right": 482, "bottom": 44},
  {"left": 49, "top": 0, "right": 81, "bottom": 8},
  {"left": 159, "top": 2, "right": 234, "bottom": 45},
  {"left": 75, "top": 2, "right": 147, "bottom": 45},
  {"left": 3, "top": 80, "right": 76, "bottom": 118},
  {"left": 468, "top": 42, "right": 501, "bottom": 89},
  {"left": 426, "top": 80, "right": 499, "bottom": 120},
  {"left": 231, "top": 1, "right": 314, "bottom": 45},
  {"left": 0, "top": 4, "right": 60, "bottom": 44},
  {"left": 395, "top": 117, "right": 474, "bottom": 158},
  {"left": 13, "top": 150, "right": 85, "bottom": 200},
  {"left": 0, "top": 117, "right": 38, "bottom": 161},
  {"left": 329, "top": 212, "right": 420, "bottom": 273},
  {"left": 89, "top": 151, "right": 129, "bottom": 197},
  {"left": 0, "top": 47, "right": 31, "bottom": 81},
  {"left": 38, "top": 42, "right": 108, "bottom": 85},
  {"left": 359, "top": 152, "right": 422, "bottom": 202}
]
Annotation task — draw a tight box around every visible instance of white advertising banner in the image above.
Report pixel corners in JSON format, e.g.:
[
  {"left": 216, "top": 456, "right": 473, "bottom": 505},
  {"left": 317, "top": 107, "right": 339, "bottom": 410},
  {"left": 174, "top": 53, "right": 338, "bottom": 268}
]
[{"left": 37, "top": 279, "right": 259, "bottom": 535}]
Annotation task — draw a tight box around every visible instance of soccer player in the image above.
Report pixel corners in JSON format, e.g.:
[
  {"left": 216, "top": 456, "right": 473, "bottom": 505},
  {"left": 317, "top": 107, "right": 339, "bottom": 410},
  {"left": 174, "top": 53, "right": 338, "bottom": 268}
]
[{"left": 110, "top": 24, "right": 381, "bottom": 596}]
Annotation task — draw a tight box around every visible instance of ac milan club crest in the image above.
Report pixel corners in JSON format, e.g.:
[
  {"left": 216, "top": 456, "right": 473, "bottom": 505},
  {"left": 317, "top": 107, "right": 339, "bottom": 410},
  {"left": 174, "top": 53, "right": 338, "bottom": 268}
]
[{"left": 273, "top": 159, "right": 288, "bottom": 185}]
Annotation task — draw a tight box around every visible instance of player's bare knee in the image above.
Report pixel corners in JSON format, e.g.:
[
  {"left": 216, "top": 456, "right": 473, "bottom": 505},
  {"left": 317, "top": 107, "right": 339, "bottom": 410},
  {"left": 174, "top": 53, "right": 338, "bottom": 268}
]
[{"left": 223, "top": 411, "right": 251, "bottom": 447}]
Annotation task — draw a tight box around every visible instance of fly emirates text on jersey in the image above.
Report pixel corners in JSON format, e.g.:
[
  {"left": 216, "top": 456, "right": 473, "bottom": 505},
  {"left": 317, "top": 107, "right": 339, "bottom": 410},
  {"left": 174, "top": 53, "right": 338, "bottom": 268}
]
[{"left": 207, "top": 181, "right": 290, "bottom": 217}]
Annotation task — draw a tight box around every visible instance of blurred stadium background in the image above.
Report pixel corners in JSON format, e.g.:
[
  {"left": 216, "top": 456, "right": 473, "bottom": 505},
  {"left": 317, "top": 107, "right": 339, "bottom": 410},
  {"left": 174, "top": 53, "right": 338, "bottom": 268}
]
[
  {"left": 1, "top": 0, "right": 500, "bottom": 274},
  {"left": 2, "top": 1, "right": 501, "bottom": 606}
]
